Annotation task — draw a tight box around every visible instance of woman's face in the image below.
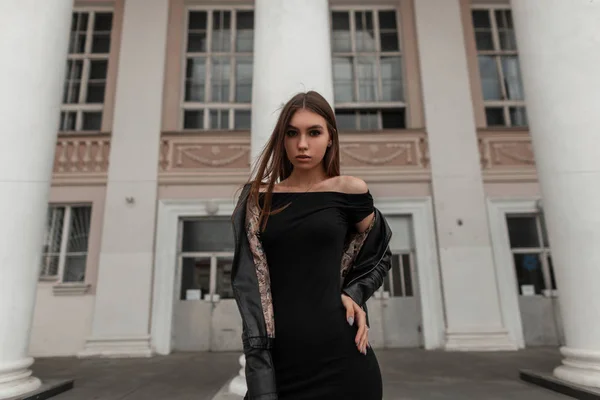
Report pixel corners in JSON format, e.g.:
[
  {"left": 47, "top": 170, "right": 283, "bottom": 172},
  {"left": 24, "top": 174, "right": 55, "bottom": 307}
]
[{"left": 284, "top": 109, "right": 331, "bottom": 172}]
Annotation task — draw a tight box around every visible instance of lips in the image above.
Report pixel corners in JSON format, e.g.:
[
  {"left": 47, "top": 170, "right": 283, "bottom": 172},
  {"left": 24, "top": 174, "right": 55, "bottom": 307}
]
[{"left": 296, "top": 155, "right": 311, "bottom": 161}]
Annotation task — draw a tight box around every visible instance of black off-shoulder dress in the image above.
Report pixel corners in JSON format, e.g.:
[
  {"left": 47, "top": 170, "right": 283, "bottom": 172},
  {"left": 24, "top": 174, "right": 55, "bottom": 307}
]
[{"left": 259, "top": 191, "right": 382, "bottom": 400}]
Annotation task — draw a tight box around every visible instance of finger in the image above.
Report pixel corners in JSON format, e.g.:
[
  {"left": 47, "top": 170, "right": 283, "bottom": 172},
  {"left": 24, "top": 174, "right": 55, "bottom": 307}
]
[
  {"left": 354, "top": 309, "right": 367, "bottom": 345},
  {"left": 344, "top": 303, "right": 355, "bottom": 326},
  {"left": 360, "top": 329, "right": 369, "bottom": 353}
]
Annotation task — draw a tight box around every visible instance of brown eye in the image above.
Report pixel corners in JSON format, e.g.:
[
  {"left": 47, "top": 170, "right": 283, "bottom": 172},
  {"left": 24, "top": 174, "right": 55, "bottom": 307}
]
[
  {"left": 286, "top": 130, "right": 297, "bottom": 137},
  {"left": 309, "top": 130, "right": 321, "bottom": 136}
]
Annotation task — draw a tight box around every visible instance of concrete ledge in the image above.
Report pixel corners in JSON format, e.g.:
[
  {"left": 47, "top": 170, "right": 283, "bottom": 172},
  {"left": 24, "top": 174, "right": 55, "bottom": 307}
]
[
  {"left": 6, "top": 379, "right": 73, "bottom": 400},
  {"left": 520, "top": 369, "right": 600, "bottom": 400}
]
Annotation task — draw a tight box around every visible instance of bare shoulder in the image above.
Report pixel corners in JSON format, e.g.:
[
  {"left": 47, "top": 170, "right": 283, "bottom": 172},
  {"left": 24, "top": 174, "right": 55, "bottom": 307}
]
[{"left": 327, "top": 176, "right": 368, "bottom": 194}]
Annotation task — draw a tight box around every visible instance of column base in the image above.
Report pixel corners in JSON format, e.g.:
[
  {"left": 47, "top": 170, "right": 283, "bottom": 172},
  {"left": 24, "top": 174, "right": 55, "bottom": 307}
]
[
  {"left": 78, "top": 335, "right": 153, "bottom": 358},
  {"left": 0, "top": 358, "right": 41, "bottom": 399},
  {"left": 554, "top": 346, "right": 600, "bottom": 388},
  {"left": 227, "top": 355, "right": 246, "bottom": 396},
  {"left": 444, "top": 329, "right": 518, "bottom": 351}
]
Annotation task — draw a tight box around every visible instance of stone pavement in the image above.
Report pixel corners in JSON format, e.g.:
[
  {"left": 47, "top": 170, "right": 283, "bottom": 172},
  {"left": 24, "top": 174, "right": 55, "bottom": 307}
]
[{"left": 32, "top": 347, "right": 569, "bottom": 400}]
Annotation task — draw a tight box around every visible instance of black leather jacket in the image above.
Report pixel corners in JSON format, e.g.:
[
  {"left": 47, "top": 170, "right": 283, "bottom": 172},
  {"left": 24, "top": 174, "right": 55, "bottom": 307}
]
[{"left": 231, "top": 184, "right": 393, "bottom": 400}]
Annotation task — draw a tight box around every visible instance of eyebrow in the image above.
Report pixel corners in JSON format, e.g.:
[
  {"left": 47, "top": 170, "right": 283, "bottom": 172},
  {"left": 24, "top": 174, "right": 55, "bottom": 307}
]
[{"left": 287, "top": 124, "right": 324, "bottom": 130}]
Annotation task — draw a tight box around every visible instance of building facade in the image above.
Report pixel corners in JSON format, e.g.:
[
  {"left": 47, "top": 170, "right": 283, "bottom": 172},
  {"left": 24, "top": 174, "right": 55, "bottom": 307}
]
[{"left": 2, "top": 0, "right": 600, "bottom": 397}]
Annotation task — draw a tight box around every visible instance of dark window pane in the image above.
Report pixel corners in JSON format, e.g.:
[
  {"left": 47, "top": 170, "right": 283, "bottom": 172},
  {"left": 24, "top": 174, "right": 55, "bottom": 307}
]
[
  {"left": 69, "top": 32, "right": 87, "bottom": 54},
  {"left": 92, "top": 33, "right": 111, "bottom": 53},
  {"left": 82, "top": 112, "right": 102, "bottom": 130},
  {"left": 382, "top": 108, "right": 406, "bottom": 129},
  {"left": 475, "top": 31, "right": 494, "bottom": 51},
  {"left": 510, "top": 107, "right": 528, "bottom": 127},
  {"left": 331, "top": 12, "right": 351, "bottom": 52},
  {"left": 390, "top": 254, "right": 402, "bottom": 296},
  {"left": 89, "top": 60, "right": 108, "bottom": 79},
  {"left": 209, "top": 109, "right": 229, "bottom": 130},
  {"left": 216, "top": 257, "right": 235, "bottom": 299},
  {"left": 181, "top": 218, "right": 235, "bottom": 252},
  {"left": 236, "top": 11, "right": 254, "bottom": 52},
  {"left": 495, "top": 10, "right": 509, "bottom": 28},
  {"left": 188, "top": 32, "right": 207, "bottom": 52},
  {"left": 185, "top": 57, "right": 206, "bottom": 102},
  {"left": 332, "top": 11, "right": 350, "bottom": 30},
  {"left": 548, "top": 255, "right": 557, "bottom": 290},
  {"left": 64, "top": 255, "right": 86, "bottom": 282},
  {"left": 235, "top": 57, "right": 253, "bottom": 102},
  {"left": 380, "top": 32, "right": 399, "bottom": 52},
  {"left": 502, "top": 56, "right": 524, "bottom": 100},
  {"left": 472, "top": 10, "right": 491, "bottom": 28},
  {"left": 499, "top": 30, "right": 517, "bottom": 51},
  {"left": 359, "top": 110, "right": 378, "bottom": 130},
  {"left": 94, "top": 13, "right": 113, "bottom": 31},
  {"left": 180, "top": 257, "right": 210, "bottom": 300},
  {"left": 211, "top": 56, "right": 231, "bottom": 102},
  {"left": 478, "top": 56, "right": 502, "bottom": 100},
  {"left": 71, "top": 12, "right": 88, "bottom": 32},
  {"left": 379, "top": 11, "right": 397, "bottom": 30},
  {"left": 66, "top": 60, "right": 83, "bottom": 80},
  {"left": 60, "top": 112, "right": 76, "bottom": 131},
  {"left": 335, "top": 110, "right": 356, "bottom": 130},
  {"left": 507, "top": 216, "right": 540, "bottom": 248},
  {"left": 235, "top": 110, "right": 251, "bottom": 130},
  {"left": 513, "top": 253, "right": 545, "bottom": 295},
  {"left": 63, "top": 82, "right": 80, "bottom": 104},
  {"left": 402, "top": 254, "right": 413, "bottom": 297},
  {"left": 184, "top": 110, "right": 204, "bottom": 129},
  {"left": 189, "top": 11, "right": 207, "bottom": 30},
  {"left": 86, "top": 82, "right": 106, "bottom": 103},
  {"left": 333, "top": 57, "right": 354, "bottom": 102},
  {"left": 67, "top": 206, "right": 91, "bottom": 253},
  {"left": 380, "top": 56, "right": 403, "bottom": 101},
  {"left": 212, "top": 11, "right": 231, "bottom": 52},
  {"left": 485, "top": 107, "right": 505, "bottom": 126}
]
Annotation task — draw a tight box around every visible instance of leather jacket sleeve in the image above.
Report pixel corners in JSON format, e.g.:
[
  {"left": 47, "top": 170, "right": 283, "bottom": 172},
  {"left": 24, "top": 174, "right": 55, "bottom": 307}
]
[
  {"left": 243, "top": 339, "right": 278, "bottom": 400},
  {"left": 342, "top": 244, "right": 392, "bottom": 306}
]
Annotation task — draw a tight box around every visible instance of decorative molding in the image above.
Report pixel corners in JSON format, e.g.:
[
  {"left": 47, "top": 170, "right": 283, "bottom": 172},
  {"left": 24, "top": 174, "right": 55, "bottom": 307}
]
[
  {"left": 53, "top": 282, "right": 91, "bottom": 296},
  {"left": 52, "top": 134, "right": 111, "bottom": 185},
  {"left": 478, "top": 130, "right": 538, "bottom": 182},
  {"left": 375, "top": 197, "right": 445, "bottom": 350},
  {"left": 487, "top": 197, "right": 541, "bottom": 349},
  {"left": 159, "top": 131, "right": 432, "bottom": 184}
]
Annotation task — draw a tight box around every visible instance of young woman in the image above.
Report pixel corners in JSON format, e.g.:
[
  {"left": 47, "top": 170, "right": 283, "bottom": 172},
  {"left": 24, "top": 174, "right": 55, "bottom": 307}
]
[{"left": 231, "top": 91, "right": 392, "bottom": 400}]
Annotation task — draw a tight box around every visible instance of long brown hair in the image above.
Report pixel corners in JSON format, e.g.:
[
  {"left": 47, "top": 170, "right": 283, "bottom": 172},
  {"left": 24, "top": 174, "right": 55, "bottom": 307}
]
[{"left": 248, "top": 91, "right": 340, "bottom": 230}]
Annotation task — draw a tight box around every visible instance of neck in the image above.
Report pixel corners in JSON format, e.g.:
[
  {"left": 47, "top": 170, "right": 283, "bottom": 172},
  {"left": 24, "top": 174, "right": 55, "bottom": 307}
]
[{"left": 285, "top": 166, "right": 327, "bottom": 189}]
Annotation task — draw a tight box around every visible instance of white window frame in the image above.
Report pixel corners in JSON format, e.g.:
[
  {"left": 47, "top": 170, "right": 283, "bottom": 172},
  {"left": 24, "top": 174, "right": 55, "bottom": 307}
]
[
  {"left": 60, "top": 7, "right": 114, "bottom": 133},
  {"left": 487, "top": 197, "right": 558, "bottom": 349},
  {"left": 471, "top": 5, "right": 526, "bottom": 127},
  {"left": 181, "top": 6, "right": 254, "bottom": 131},
  {"left": 40, "top": 204, "right": 92, "bottom": 283},
  {"left": 330, "top": 6, "right": 406, "bottom": 130}
]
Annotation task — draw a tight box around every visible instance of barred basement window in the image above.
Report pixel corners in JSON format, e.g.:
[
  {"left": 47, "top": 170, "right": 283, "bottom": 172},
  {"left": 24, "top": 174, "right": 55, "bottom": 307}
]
[
  {"left": 60, "top": 10, "right": 113, "bottom": 132},
  {"left": 183, "top": 8, "right": 253, "bottom": 130},
  {"left": 472, "top": 7, "right": 527, "bottom": 127},
  {"left": 331, "top": 8, "right": 406, "bottom": 130},
  {"left": 40, "top": 205, "right": 92, "bottom": 283}
]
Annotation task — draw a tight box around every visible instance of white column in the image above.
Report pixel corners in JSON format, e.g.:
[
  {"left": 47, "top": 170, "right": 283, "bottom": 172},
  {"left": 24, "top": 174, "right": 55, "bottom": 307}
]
[
  {"left": 414, "top": 0, "right": 516, "bottom": 350},
  {"left": 511, "top": 0, "right": 600, "bottom": 388},
  {"left": 79, "top": 0, "right": 169, "bottom": 357},
  {"left": 0, "top": 1, "right": 73, "bottom": 398},
  {"left": 251, "top": 0, "right": 334, "bottom": 160}
]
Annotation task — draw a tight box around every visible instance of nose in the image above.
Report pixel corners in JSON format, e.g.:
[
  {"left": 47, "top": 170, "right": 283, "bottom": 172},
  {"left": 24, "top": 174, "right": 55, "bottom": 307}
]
[{"left": 297, "top": 133, "right": 308, "bottom": 150}]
